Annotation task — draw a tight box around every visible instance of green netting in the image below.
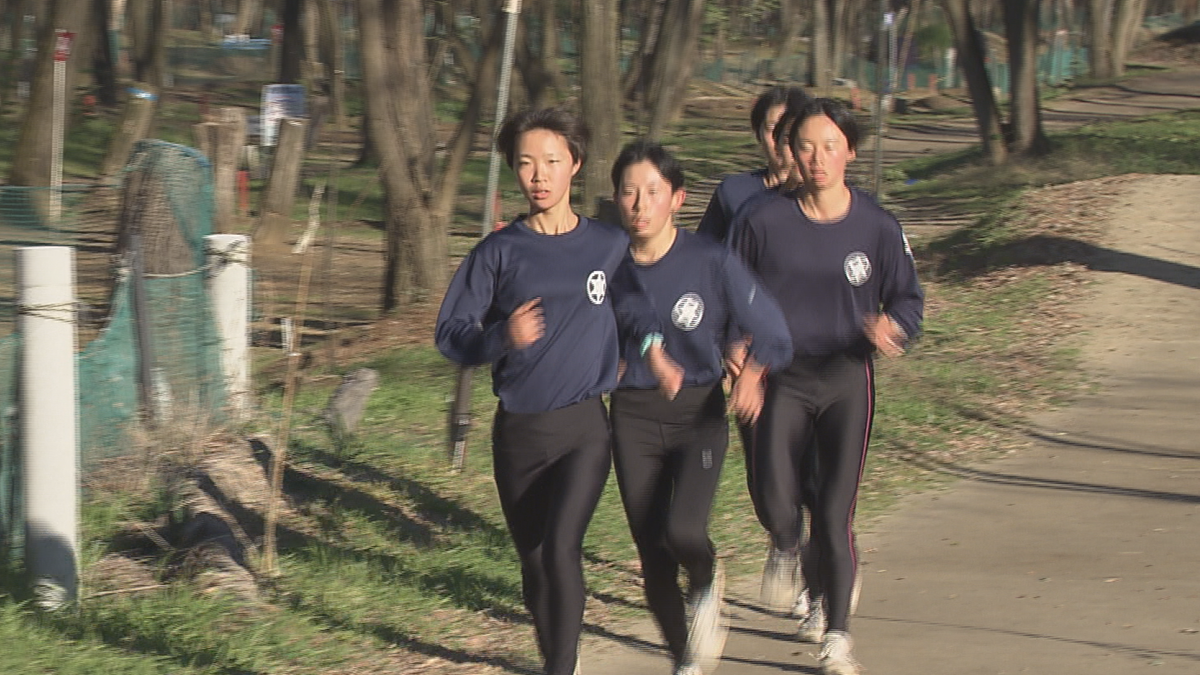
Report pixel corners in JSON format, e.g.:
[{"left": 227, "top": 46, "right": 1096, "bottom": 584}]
[{"left": 1, "top": 139, "right": 227, "bottom": 553}]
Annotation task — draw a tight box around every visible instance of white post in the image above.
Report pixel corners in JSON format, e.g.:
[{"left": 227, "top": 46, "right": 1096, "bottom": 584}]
[
  {"left": 17, "top": 246, "right": 79, "bottom": 609},
  {"left": 205, "top": 235, "right": 251, "bottom": 417}
]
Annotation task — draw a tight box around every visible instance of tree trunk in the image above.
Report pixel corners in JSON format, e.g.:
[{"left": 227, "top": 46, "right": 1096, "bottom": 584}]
[
  {"left": 8, "top": 0, "right": 90, "bottom": 188},
  {"left": 643, "top": 0, "right": 706, "bottom": 139},
  {"left": 314, "top": 0, "right": 345, "bottom": 126},
  {"left": 233, "top": 0, "right": 264, "bottom": 35},
  {"left": 356, "top": 0, "right": 446, "bottom": 311},
  {"left": 777, "top": 0, "right": 804, "bottom": 59},
  {"left": 91, "top": 0, "right": 118, "bottom": 106},
  {"left": 621, "top": 0, "right": 665, "bottom": 101},
  {"left": 278, "top": 0, "right": 303, "bottom": 83},
  {"left": 1005, "top": 0, "right": 1051, "bottom": 156},
  {"left": 1110, "top": 0, "right": 1148, "bottom": 77},
  {"left": 127, "top": 0, "right": 168, "bottom": 91},
  {"left": 580, "top": 0, "right": 622, "bottom": 213},
  {"left": 943, "top": 0, "right": 1006, "bottom": 165},
  {"left": 431, "top": 6, "right": 505, "bottom": 220},
  {"left": 809, "top": 0, "right": 832, "bottom": 90},
  {"left": 830, "top": 0, "right": 853, "bottom": 81},
  {"left": 1086, "top": 0, "right": 1116, "bottom": 79}
]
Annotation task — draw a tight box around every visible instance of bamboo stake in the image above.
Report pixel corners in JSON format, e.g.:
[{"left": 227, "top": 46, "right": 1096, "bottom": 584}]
[{"left": 261, "top": 222, "right": 320, "bottom": 576}]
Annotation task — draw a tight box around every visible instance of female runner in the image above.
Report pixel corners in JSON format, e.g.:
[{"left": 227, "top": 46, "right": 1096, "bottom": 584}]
[
  {"left": 732, "top": 98, "right": 924, "bottom": 675},
  {"left": 609, "top": 140, "right": 793, "bottom": 675},
  {"left": 435, "top": 109, "right": 681, "bottom": 675}
]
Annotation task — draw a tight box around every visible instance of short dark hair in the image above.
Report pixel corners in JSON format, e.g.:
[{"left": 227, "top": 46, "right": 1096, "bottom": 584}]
[
  {"left": 610, "top": 139, "right": 686, "bottom": 192},
  {"left": 751, "top": 85, "right": 808, "bottom": 141},
  {"left": 788, "top": 97, "right": 861, "bottom": 153},
  {"left": 771, "top": 88, "right": 813, "bottom": 151},
  {"left": 496, "top": 107, "right": 589, "bottom": 169}
]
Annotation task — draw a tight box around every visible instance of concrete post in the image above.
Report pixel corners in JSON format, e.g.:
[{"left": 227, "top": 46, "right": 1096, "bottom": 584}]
[
  {"left": 17, "top": 246, "right": 79, "bottom": 609},
  {"left": 205, "top": 235, "right": 252, "bottom": 417}
]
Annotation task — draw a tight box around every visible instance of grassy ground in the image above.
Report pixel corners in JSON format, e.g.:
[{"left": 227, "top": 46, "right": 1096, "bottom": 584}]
[{"left": 3, "top": 84, "right": 1200, "bottom": 673}]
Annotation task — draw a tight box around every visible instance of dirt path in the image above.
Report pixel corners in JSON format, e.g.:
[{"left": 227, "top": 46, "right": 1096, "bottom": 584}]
[{"left": 581, "top": 171, "right": 1200, "bottom": 675}]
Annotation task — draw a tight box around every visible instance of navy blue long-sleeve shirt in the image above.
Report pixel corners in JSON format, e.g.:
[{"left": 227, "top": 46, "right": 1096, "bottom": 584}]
[
  {"left": 436, "top": 216, "right": 662, "bottom": 413},
  {"left": 732, "top": 188, "right": 924, "bottom": 357},
  {"left": 619, "top": 229, "right": 793, "bottom": 390},
  {"left": 695, "top": 169, "right": 769, "bottom": 242}
]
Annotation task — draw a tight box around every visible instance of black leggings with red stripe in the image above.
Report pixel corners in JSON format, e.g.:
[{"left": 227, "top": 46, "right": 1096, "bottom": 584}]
[{"left": 749, "top": 353, "right": 874, "bottom": 633}]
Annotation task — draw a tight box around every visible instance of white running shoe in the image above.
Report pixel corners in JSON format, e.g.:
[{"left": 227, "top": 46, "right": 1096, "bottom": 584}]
[
  {"left": 759, "top": 545, "right": 799, "bottom": 612},
  {"left": 685, "top": 560, "right": 729, "bottom": 673},
  {"left": 796, "top": 598, "right": 827, "bottom": 643},
  {"left": 791, "top": 587, "right": 811, "bottom": 618},
  {"left": 819, "top": 630, "right": 861, "bottom": 675},
  {"left": 674, "top": 664, "right": 703, "bottom": 675}
]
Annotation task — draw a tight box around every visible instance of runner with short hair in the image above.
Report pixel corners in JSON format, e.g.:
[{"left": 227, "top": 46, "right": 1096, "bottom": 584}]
[
  {"left": 733, "top": 98, "right": 924, "bottom": 675},
  {"left": 435, "top": 108, "right": 683, "bottom": 675},
  {"left": 609, "top": 139, "right": 793, "bottom": 675}
]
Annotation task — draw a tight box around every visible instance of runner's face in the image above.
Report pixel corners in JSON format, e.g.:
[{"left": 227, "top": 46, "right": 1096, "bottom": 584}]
[
  {"left": 616, "top": 160, "right": 685, "bottom": 245},
  {"left": 760, "top": 104, "right": 791, "bottom": 172},
  {"left": 514, "top": 128, "right": 581, "bottom": 214},
  {"left": 791, "top": 114, "right": 856, "bottom": 192}
]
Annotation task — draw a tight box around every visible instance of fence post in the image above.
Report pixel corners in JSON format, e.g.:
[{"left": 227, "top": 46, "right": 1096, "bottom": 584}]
[
  {"left": 205, "top": 235, "right": 252, "bottom": 418},
  {"left": 17, "top": 246, "right": 78, "bottom": 610},
  {"left": 256, "top": 118, "right": 309, "bottom": 251}
]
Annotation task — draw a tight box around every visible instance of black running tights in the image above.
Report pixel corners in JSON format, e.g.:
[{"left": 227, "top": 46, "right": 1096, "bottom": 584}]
[
  {"left": 492, "top": 397, "right": 612, "bottom": 675},
  {"left": 749, "top": 354, "right": 874, "bottom": 632}
]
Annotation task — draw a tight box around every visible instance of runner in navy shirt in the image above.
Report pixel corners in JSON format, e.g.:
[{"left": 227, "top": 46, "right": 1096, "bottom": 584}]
[
  {"left": 609, "top": 140, "right": 792, "bottom": 675},
  {"left": 436, "top": 109, "right": 681, "bottom": 675},
  {"left": 696, "top": 85, "right": 808, "bottom": 242},
  {"left": 734, "top": 98, "right": 923, "bottom": 675}
]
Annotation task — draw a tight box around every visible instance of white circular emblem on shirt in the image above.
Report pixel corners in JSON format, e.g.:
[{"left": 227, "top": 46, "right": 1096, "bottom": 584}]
[
  {"left": 586, "top": 270, "right": 607, "bottom": 304},
  {"left": 844, "top": 251, "right": 872, "bottom": 287},
  {"left": 672, "top": 292, "right": 705, "bottom": 331}
]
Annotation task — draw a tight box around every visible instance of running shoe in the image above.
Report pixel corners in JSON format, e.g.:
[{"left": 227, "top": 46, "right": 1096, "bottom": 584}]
[
  {"left": 759, "top": 545, "right": 799, "bottom": 612},
  {"left": 673, "top": 664, "right": 703, "bottom": 675},
  {"left": 796, "top": 597, "right": 827, "bottom": 643},
  {"left": 818, "top": 630, "right": 861, "bottom": 675},
  {"left": 792, "top": 587, "right": 811, "bottom": 618},
  {"left": 685, "top": 559, "right": 729, "bottom": 673}
]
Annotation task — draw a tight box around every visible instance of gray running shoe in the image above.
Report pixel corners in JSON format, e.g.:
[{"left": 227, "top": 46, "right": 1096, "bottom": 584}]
[
  {"left": 796, "top": 597, "right": 827, "bottom": 643},
  {"left": 673, "top": 664, "right": 703, "bottom": 675},
  {"left": 685, "top": 559, "right": 728, "bottom": 673},
  {"left": 818, "top": 630, "right": 861, "bottom": 675},
  {"left": 759, "top": 545, "right": 799, "bottom": 611}
]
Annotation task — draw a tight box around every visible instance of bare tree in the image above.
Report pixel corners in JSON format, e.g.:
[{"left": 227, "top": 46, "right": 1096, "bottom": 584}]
[
  {"left": 233, "top": 0, "right": 266, "bottom": 35},
  {"left": 579, "top": 0, "right": 622, "bottom": 213},
  {"left": 943, "top": 0, "right": 1007, "bottom": 164},
  {"left": 91, "top": 0, "right": 118, "bottom": 106},
  {"left": 1111, "top": 0, "right": 1149, "bottom": 76},
  {"left": 356, "top": 0, "right": 443, "bottom": 310},
  {"left": 278, "top": 0, "right": 304, "bottom": 83},
  {"left": 639, "top": 0, "right": 707, "bottom": 138},
  {"left": 515, "top": 0, "right": 566, "bottom": 109},
  {"left": 809, "top": 0, "right": 832, "bottom": 90},
  {"left": 777, "top": 0, "right": 805, "bottom": 58},
  {"left": 126, "top": 0, "right": 168, "bottom": 91},
  {"left": 1004, "top": 0, "right": 1050, "bottom": 155}
]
